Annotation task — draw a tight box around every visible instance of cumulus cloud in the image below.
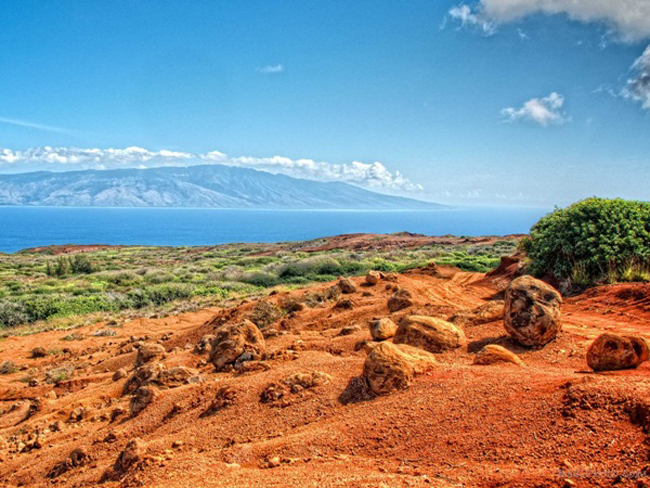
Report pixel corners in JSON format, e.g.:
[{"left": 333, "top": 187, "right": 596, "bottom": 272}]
[
  {"left": 0, "top": 146, "right": 422, "bottom": 192},
  {"left": 622, "top": 45, "right": 650, "bottom": 109},
  {"left": 449, "top": 0, "right": 650, "bottom": 42},
  {"left": 501, "top": 92, "right": 568, "bottom": 126},
  {"left": 257, "top": 64, "right": 284, "bottom": 74},
  {"left": 448, "top": 4, "right": 496, "bottom": 35}
]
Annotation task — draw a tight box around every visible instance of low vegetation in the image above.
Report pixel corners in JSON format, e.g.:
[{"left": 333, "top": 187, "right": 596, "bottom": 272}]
[
  {"left": 0, "top": 236, "right": 517, "bottom": 332},
  {"left": 523, "top": 197, "right": 650, "bottom": 286}
]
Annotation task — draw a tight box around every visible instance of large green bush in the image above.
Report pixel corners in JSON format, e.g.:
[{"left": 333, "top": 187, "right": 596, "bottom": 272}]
[{"left": 524, "top": 198, "right": 650, "bottom": 285}]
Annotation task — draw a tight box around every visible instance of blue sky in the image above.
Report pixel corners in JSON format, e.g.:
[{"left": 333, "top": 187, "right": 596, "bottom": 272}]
[{"left": 1, "top": 0, "right": 649, "bottom": 205}]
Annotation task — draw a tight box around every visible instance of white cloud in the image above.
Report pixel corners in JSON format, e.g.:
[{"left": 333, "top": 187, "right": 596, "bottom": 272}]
[
  {"left": 257, "top": 64, "right": 284, "bottom": 74},
  {"left": 448, "top": 4, "right": 496, "bottom": 35},
  {"left": 0, "top": 146, "right": 422, "bottom": 192},
  {"left": 450, "top": 0, "right": 650, "bottom": 42},
  {"left": 622, "top": 45, "right": 650, "bottom": 109},
  {"left": 501, "top": 92, "right": 568, "bottom": 126},
  {"left": 0, "top": 116, "right": 71, "bottom": 134}
]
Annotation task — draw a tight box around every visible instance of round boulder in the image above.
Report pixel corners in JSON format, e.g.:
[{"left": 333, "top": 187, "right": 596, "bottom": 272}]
[
  {"left": 365, "top": 271, "right": 382, "bottom": 286},
  {"left": 363, "top": 342, "right": 436, "bottom": 396},
  {"left": 369, "top": 318, "right": 398, "bottom": 341},
  {"left": 394, "top": 315, "right": 466, "bottom": 353},
  {"left": 586, "top": 333, "right": 649, "bottom": 371},
  {"left": 209, "top": 320, "right": 265, "bottom": 371},
  {"left": 473, "top": 345, "right": 524, "bottom": 366},
  {"left": 504, "top": 275, "right": 562, "bottom": 347}
]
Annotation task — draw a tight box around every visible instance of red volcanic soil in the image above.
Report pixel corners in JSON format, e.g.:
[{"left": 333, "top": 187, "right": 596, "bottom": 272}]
[{"left": 1, "top": 266, "right": 649, "bottom": 487}]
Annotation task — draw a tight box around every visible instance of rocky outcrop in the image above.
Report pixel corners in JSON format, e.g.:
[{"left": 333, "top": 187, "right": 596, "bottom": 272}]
[
  {"left": 209, "top": 320, "right": 265, "bottom": 371},
  {"left": 586, "top": 333, "right": 649, "bottom": 371},
  {"left": 394, "top": 315, "right": 466, "bottom": 353},
  {"left": 504, "top": 275, "right": 562, "bottom": 347},
  {"left": 387, "top": 289, "right": 414, "bottom": 312},
  {"left": 369, "top": 318, "right": 398, "bottom": 341},
  {"left": 363, "top": 342, "right": 436, "bottom": 396},
  {"left": 473, "top": 345, "right": 524, "bottom": 366}
]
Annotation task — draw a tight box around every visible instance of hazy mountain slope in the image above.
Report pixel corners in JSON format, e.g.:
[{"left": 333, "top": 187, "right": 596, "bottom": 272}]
[{"left": 0, "top": 165, "right": 442, "bottom": 209}]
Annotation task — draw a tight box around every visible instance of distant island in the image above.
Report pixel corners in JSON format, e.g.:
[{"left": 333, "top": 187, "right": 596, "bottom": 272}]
[{"left": 0, "top": 165, "right": 443, "bottom": 210}]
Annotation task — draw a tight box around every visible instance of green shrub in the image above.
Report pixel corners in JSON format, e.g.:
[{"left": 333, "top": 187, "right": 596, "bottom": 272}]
[{"left": 525, "top": 198, "right": 650, "bottom": 285}]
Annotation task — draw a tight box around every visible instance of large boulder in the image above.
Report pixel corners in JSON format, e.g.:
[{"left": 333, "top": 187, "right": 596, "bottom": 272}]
[
  {"left": 586, "top": 333, "right": 649, "bottom": 371},
  {"left": 209, "top": 320, "right": 265, "bottom": 371},
  {"left": 136, "top": 342, "right": 165, "bottom": 366},
  {"left": 363, "top": 342, "right": 436, "bottom": 395},
  {"left": 504, "top": 275, "right": 562, "bottom": 347},
  {"left": 369, "top": 318, "right": 398, "bottom": 341},
  {"left": 473, "top": 345, "right": 524, "bottom": 366},
  {"left": 387, "top": 288, "right": 414, "bottom": 312},
  {"left": 394, "top": 315, "right": 466, "bottom": 353}
]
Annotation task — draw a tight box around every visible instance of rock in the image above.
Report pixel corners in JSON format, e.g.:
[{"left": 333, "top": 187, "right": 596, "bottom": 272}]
[
  {"left": 338, "top": 324, "right": 361, "bottom": 336},
  {"left": 369, "top": 318, "right": 398, "bottom": 341},
  {"left": 136, "top": 342, "right": 165, "bottom": 366},
  {"left": 70, "top": 448, "right": 87, "bottom": 467},
  {"left": 112, "top": 368, "right": 127, "bottom": 381},
  {"left": 449, "top": 301, "right": 504, "bottom": 327},
  {"left": 209, "top": 320, "right": 265, "bottom": 371},
  {"left": 125, "top": 362, "right": 166, "bottom": 394},
  {"left": 354, "top": 340, "right": 378, "bottom": 353},
  {"left": 194, "top": 334, "right": 215, "bottom": 354},
  {"left": 473, "top": 345, "right": 524, "bottom": 366},
  {"left": 394, "top": 315, "right": 466, "bottom": 353},
  {"left": 387, "top": 288, "right": 414, "bottom": 312},
  {"left": 31, "top": 347, "right": 47, "bottom": 358},
  {"left": 284, "top": 371, "right": 332, "bottom": 392},
  {"left": 0, "top": 360, "right": 17, "bottom": 374},
  {"left": 333, "top": 298, "right": 355, "bottom": 310},
  {"left": 363, "top": 342, "right": 436, "bottom": 396},
  {"left": 504, "top": 275, "right": 562, "bottom": 347},
  {"left": 130, "top": 386, "right": 158, "bottom": 416},
  {"left": 68, "top": 407, "right": 86, "bottom": 423},
  {"left": 384, "top": 272, "right": 399, "bottom": 282},
  {"left": 365, "top": 270, "right": 382, "bottom": 286},
  {"left": 172, "top": 440, "right": 183, "bottom": 449},
  {"left": 338, "top": 278, "right": 357, "bottom": 294},
  {"left": 114, "top": 438, "right": 146, "bottom": 474},
  {"left": 586, "top": 333, "right": 649, "bottom": 371},
  {"left": 125, "top": 362, "right": 197, "bottom": 393}
]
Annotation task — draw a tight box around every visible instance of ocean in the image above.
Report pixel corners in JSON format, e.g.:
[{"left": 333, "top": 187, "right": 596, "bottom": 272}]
[{"left": 0, "top": 206, "right": 552, "bottom": 254}]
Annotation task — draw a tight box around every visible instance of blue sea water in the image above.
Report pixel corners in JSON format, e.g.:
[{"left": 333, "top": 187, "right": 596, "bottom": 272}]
[{"left": 0, "top": 206, "right": 552, "bottom": 254}]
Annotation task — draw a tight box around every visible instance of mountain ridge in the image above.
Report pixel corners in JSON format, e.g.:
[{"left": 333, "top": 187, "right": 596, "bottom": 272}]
[{"left": 0, "top": 165, "right": 442, "bottom": 210}]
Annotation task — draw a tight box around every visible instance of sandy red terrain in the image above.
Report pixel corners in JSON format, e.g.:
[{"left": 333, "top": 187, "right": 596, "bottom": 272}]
[{"left": 1, "top": 265, "right": 649, "bottom": 487}]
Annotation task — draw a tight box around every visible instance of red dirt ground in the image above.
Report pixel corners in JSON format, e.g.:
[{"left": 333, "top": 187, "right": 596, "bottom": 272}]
[{"left": 1, "top": 265, "right": 649, "bottom": 487}]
